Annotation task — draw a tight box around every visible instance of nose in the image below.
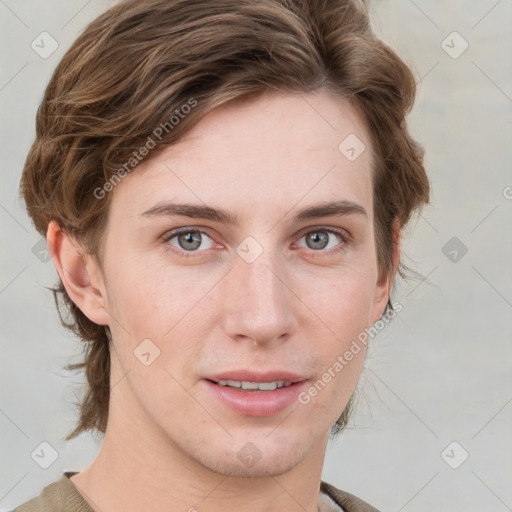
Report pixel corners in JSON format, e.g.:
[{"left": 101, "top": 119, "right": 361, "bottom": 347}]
[{"left": 222, "top": 249, "right": 298, "bottom": 347}]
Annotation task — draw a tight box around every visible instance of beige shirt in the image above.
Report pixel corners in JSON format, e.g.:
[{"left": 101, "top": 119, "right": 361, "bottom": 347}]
[{"left": 12, "top": 472, "right": 380, "bottom": 512}]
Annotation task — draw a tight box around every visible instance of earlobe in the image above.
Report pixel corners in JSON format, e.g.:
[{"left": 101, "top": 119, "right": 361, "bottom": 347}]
[
  {"left": 46, "top": 220, "right": 110, "bottom": 326},
  {"left": 370, "top": 221, "right": 401, "bottom": 324},
  {"left": 388, "top": 219, "right": 402, "bottom": 287}
]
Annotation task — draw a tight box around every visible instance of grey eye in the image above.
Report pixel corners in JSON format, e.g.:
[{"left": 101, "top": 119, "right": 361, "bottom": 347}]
[
  {"left": 168, "top": 230, "right": 215, "bottom": 252},
  {"left": 297, "top": 228, "right": 345, "bottom": 252},
  {"left": 299, "top": 230, "right": 341, "bottom": 251}
]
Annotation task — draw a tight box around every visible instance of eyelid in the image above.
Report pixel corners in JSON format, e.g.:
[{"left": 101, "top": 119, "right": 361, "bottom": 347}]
[
  {"left": 292, "top": 225, "right": 353, "bottom": 254},
  {"left": 161, "top": 226, "right": 222, "bottom": 256},
  {"left": 294, "top": 225, "right": 353, "bottom": 243}
]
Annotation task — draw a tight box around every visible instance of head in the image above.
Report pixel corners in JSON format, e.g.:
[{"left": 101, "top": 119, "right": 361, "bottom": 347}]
[{"left": 21, "top": 0, "right": 429, "bottom": 463}]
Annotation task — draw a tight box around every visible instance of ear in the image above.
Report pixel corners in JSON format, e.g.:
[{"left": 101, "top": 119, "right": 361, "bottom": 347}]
[
  {"left": 47, "top": 220, "right": 111, "bottom": 326},
  {"left": 370, "top": 220, "right": 401, "bottom": 325}
]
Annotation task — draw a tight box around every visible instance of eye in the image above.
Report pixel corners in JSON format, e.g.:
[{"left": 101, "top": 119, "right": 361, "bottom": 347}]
[
  {"left": 295, "top": 228, "right": 348, "bottom": 252},
  {"left": 164, "top": 229, "right": 216, "bottom": 253}
]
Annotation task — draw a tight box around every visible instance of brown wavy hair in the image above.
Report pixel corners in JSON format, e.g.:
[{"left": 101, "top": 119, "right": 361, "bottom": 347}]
[{"left": 20, "top": 0, "right": 429, "bottom": 440}]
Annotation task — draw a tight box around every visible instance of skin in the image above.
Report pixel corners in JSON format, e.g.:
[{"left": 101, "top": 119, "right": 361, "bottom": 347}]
[{"left": 48, "top": 89, "right": 399, "bottom": 512}]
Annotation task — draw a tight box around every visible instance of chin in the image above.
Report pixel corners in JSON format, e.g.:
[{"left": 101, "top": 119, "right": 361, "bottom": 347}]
[
  {"left": 200, "top": 448, "right": 306, "bottom": 479},
  {"left": 196, "top": 429, "right": 315, "bottom": 478}
]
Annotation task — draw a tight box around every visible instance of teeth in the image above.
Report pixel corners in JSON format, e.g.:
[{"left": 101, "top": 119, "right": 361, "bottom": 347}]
[{"left": 216, "top": 380, "right": 293, "bottom": 390}]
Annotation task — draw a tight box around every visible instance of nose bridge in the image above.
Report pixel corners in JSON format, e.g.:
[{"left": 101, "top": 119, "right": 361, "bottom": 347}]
[
  {"left": 223, "top": 245, "right": 296, "bottom": 343},
  {"left": 243, "top": 254, "right": 281, "bottom": 305}
]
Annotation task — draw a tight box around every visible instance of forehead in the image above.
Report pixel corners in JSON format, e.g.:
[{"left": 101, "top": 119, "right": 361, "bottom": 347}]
[{"left": 109, "top": 90, "right": 374, "bottom": 223}]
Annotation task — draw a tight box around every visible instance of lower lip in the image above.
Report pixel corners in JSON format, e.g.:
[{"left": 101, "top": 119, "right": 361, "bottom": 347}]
[{"left": 203, "top": 380, "right": 308, "bottom": 417}]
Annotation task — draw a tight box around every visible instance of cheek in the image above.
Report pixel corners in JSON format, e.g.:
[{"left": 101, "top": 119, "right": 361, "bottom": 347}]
[
  {"left": 304, "top": 266, "right": 377, "bottom": 337},
  {"left": 103, "top": 255, "right": 218, "bottom": 379},
  {"left": 104, "top": 253, "right": 201, "bottom": 332},
  {"left": 298, "top": 267, "right": 375, "bottom": 396}
]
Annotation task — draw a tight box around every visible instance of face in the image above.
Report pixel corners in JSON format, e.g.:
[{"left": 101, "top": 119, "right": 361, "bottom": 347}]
[{"left": 93, "top": 90, "right": 390, "bottom": 477}]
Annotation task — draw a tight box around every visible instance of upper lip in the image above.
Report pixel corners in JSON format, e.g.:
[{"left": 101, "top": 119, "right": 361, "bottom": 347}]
[{"left": 204, "top": 370, "right": 308, "bottom": 384}]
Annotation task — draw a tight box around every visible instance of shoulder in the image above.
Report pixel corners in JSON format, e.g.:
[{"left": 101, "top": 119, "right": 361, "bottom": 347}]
[
  {"left": 12, "top": 473, "right": 93, "bottom": 512},
  {"left": 320, "top": 480, "right": 381, "bottom": 512}
]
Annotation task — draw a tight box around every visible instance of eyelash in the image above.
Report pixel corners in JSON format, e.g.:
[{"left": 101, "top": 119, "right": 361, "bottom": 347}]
[{"left": 161, "top": 226, "right": 352, "bottom": 258}]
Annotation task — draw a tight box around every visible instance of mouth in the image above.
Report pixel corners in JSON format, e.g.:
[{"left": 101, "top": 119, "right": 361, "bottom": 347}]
[
  {"left": 204, "top": 370, "right": 307, "bottom": 391},
  {"left": 206, "top": 379, "right": 295, "bottom": 391},
  {"left": 202, "top": 371, "right": 309, "bottom": 416}
]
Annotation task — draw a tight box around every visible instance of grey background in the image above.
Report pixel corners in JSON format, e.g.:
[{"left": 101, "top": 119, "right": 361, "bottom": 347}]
[{"left": 1, "top": 1, "right": 511, "bottom": 511}]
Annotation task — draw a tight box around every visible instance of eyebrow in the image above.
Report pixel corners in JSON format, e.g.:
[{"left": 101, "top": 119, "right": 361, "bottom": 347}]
[{"left": 139, "top": 199, "right": 367, "bottom": 224}]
